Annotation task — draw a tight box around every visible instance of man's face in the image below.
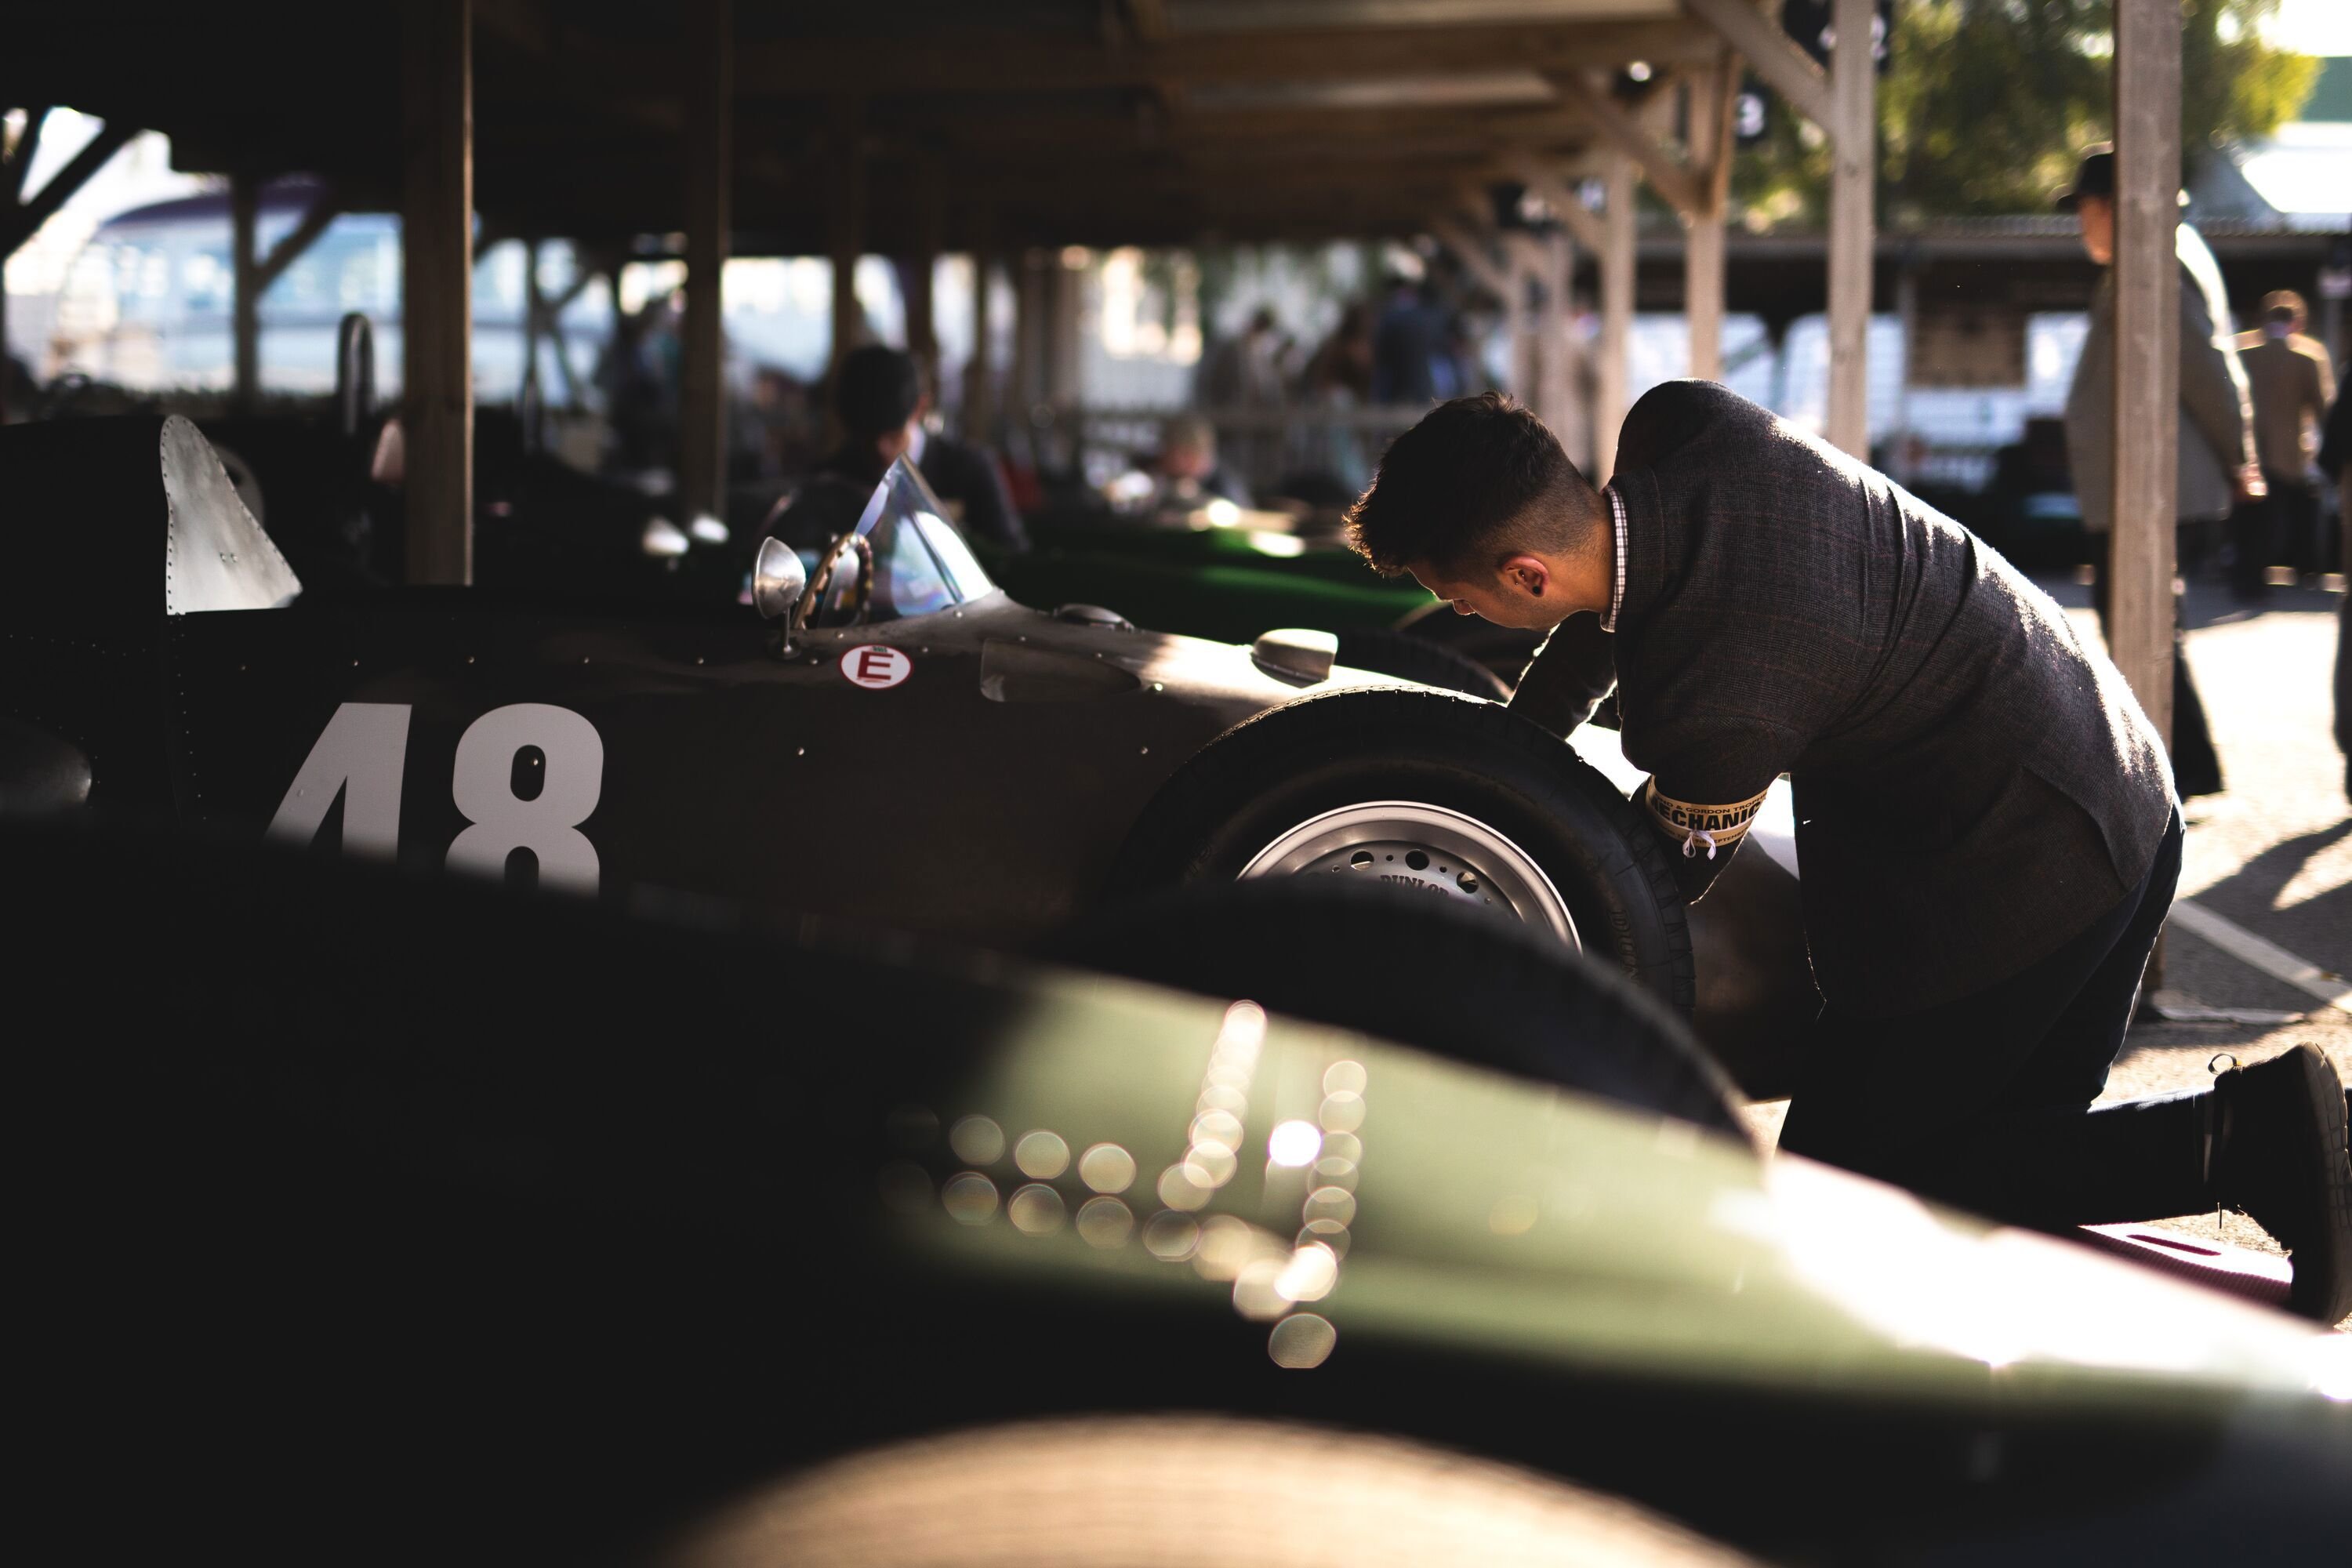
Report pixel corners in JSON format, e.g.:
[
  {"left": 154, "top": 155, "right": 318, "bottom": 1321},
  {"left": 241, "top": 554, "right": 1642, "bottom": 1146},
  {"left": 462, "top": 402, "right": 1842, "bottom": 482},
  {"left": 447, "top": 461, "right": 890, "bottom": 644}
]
[
  {"left": 1406, "top": 557, "right": 1559, "bottom": 631},
  {"left": 2075, "top": 196, "right": 2114, "bottom": 266}
]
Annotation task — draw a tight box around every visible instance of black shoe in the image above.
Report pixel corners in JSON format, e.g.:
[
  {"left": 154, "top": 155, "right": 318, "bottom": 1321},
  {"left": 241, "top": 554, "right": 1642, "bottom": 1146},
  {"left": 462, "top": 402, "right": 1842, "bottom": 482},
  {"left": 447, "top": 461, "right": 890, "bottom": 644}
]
[{"left": 2215, "top": 1045, "right": 2352, "bottom": 1323}]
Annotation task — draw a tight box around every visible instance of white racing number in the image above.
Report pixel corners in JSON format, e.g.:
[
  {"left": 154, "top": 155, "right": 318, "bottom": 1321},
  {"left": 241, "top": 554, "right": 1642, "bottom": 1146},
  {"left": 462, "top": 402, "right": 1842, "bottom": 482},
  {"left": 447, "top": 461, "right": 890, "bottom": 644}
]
[
  {"left": 269, "top": 700, "right": 604, "bottom": 893},
  {"left": 445, "top": 703, "right": 604, "bottom": 893},
  {"left": 266, "top": 702, "right": 412, "bottom": 857}
]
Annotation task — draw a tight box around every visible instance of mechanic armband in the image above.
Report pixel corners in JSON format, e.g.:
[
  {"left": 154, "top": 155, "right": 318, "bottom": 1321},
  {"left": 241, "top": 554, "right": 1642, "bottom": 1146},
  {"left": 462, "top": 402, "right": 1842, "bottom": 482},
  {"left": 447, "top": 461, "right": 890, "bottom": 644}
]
[{"left": 1641, "top": 780, "right": 1768, "bottom": 861}]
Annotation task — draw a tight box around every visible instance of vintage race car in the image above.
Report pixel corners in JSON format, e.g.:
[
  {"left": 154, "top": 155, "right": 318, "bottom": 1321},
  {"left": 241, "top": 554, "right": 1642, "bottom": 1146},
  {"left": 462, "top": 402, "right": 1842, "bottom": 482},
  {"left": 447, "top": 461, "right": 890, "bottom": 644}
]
[
  {"left": 2, "top": 414, "right": 1705, "bottom": 1020},
  {"left": 18, "top": 826, "right": 2347, "bottom": 1566}
]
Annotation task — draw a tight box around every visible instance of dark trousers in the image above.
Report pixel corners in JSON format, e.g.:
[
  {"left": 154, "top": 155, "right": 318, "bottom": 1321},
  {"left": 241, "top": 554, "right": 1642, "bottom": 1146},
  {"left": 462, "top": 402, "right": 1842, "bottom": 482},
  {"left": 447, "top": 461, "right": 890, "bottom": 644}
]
[
  {"left": 2090, "top": 536, "right": 2223, "bottom": 797},
  {"left": 1780, "top": 812, "right": 2200, "bottom": 1230},
  {"left": 2232, "top": 476, "right": 2321, "bottom": 595}
]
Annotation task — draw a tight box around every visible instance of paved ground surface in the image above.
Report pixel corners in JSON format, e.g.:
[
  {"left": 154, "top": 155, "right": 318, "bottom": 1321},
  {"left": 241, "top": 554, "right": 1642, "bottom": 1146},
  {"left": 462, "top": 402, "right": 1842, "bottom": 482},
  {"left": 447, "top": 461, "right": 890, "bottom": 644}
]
[{"left": 1742, "top": 572, "right": 2350, "bottom": 1329}]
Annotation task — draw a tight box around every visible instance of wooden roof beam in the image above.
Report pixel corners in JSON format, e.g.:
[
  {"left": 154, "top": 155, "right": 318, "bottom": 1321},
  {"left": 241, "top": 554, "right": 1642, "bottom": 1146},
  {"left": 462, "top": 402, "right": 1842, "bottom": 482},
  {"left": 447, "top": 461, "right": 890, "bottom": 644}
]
[
  {"left": 1428, "top": 215, "right": 1513, "bottom": 300},
  {"left": 1682, "top": 0, "right": 1831, "bottom": 130},
  {"left": 735, "top": 20, "right": 1718, "bottom": 98},
  {"left": 1499, "top": 150, "right": 1607, "bottom": 253},
  {"left": 3, "top": 118, "right": 134, "bottom": 255},
  {"left": 1547, "top": 70, "right": 1701, "bottom": 219}
]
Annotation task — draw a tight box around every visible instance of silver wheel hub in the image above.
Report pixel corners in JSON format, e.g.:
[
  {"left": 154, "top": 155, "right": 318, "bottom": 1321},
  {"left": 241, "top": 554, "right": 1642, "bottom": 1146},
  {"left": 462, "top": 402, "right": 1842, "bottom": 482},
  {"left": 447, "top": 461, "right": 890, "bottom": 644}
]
[{"left": 1237, "top": 800, "right": 1579, "bottom": 948}]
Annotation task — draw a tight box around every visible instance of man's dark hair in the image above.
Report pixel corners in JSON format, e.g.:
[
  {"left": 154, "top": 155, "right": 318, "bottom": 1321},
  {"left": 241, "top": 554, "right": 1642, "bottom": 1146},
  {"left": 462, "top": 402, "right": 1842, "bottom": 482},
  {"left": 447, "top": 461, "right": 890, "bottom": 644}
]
[
  {"left": 835, "top": 345, "right": 923, "bottom": 438},
  {"left": 1345, "top": 392, "right": 1600, "bottom": 575}
]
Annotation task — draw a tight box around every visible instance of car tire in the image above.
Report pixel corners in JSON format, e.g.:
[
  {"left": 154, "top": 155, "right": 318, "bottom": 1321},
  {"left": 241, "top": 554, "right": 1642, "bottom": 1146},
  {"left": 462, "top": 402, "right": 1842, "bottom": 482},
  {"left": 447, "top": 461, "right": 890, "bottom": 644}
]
[
  {"left": 670, "top": 1417, "right": 1765, "bottom": 1568},
  {"left": 1053, "top": 877, "right": 1744, "bottom": 1135},
  {"left": 1108, "top": 687, "right": 1696, "bottom": 1014},
  {"left": 1335, "top": 626, "right": 1514, "bottom": 700}
]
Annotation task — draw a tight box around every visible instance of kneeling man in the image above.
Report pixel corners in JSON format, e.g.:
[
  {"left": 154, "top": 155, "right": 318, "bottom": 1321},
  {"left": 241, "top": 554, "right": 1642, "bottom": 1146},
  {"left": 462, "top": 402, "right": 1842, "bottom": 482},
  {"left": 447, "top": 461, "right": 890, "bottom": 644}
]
[{"left": 1345, "top": 384, "right": 2350, "bottom": 1321}]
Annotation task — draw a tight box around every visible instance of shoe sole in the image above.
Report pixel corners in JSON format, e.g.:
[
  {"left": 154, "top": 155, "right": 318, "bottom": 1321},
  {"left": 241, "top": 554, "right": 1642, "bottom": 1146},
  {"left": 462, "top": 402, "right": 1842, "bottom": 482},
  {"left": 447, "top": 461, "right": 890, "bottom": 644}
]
[{"left": 2278, "top": 1046, "right": 2352, "bottom": 1323}]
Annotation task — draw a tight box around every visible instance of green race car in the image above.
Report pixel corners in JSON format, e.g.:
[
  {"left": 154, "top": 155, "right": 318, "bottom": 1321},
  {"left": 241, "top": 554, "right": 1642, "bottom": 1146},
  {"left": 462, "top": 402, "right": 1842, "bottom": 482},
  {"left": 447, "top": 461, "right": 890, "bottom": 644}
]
[{"left": 18, "top": 825, "right": 2345, "bottom": 1566}]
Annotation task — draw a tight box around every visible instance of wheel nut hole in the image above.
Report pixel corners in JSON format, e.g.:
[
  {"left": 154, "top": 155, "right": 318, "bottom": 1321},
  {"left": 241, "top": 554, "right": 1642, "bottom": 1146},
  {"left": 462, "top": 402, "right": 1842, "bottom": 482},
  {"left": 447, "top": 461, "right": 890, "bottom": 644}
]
[
  {"left": 1405, "top": 850, "right": 1431, "bottom": 872},
  {"left": 1349, "top": 850, "right": 1374, "bottom": 869},
  {"left": 1457, "top": 872, "right": 1479, "bottom": 893}
]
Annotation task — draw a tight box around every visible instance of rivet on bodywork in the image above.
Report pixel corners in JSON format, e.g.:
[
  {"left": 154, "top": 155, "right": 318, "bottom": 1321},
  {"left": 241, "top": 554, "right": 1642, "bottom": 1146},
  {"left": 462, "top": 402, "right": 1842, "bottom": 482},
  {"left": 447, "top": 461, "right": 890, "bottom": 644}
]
[
  {"left": 1140, "top": 746, "right": 1150, "bottom": 755},
  {"left": 1152, "top": 682, "right": 1164, "bottom": 692},
  {"left": 796, "top": 746, "right": 807, "bottom": 757}
]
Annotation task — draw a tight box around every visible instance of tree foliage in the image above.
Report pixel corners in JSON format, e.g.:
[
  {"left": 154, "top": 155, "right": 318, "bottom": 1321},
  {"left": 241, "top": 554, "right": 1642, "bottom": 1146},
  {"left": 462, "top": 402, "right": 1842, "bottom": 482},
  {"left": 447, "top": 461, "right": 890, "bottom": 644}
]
[{"left": 1733, "top": 0, "right": 2321, "bottom": 224}]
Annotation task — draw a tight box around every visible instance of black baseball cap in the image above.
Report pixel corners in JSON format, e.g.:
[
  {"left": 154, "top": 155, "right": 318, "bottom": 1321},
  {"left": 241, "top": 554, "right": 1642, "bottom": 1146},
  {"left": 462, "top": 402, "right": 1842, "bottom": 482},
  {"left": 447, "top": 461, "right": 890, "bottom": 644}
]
[{"left": 2054, "top": 143, "right": 2187, "bottom": 212}]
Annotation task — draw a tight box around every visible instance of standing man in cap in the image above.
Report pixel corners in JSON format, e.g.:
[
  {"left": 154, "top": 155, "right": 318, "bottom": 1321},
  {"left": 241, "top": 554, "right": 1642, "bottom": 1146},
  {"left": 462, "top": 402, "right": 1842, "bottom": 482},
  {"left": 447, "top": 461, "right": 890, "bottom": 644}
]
[
  {"left": 2059, "top": 143, "right": 2256, "bottom": 797},
  {"left": 2234, "top": 290, "right": 2337, "bottom": 593},
  {"left": 1343, "top": 386, "right": 2352, "bottom": 1321}
]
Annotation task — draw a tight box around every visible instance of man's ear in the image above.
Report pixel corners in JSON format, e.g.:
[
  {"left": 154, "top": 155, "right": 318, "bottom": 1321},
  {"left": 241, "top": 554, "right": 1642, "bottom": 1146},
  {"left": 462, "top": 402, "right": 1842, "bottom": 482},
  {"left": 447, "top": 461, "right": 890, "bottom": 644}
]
[{"left": 1501, "top": 554, "right": 1551, "bottom": 597}]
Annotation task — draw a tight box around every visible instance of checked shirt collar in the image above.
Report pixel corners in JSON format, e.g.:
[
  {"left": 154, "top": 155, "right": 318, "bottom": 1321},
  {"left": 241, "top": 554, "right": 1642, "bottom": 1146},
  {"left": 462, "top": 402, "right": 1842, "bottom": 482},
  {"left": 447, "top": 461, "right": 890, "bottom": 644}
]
[{"left": 1599, "top": 484, "right": 1628, "bottom": 633}]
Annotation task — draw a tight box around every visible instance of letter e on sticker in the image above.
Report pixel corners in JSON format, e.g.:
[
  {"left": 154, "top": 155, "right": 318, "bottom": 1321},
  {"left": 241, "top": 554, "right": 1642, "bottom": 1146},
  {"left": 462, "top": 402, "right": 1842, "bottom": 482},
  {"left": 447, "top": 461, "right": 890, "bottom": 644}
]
[{"left": 840, "top": 644, "right": 913, "bottom": 689}]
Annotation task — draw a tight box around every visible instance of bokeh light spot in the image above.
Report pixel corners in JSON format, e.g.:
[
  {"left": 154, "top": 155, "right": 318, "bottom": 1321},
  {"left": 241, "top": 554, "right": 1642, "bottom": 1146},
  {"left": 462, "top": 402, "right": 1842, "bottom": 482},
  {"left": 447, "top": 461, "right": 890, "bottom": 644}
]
[
  {"left": 1317, "top": 1091, "right": 1367, "bottom": 1134},
  {"left": 1267, "top": 1120, "right": 1323, "bottom": 1167},
  {"left": 1007, "top": 1182, "right": 1068, "bottom": 1236},
  {"left": 1078, "top": 1142, "right": 1138, "bottom": 1194},
  {"left": 1269, "top": 1312, "right": 1338, "bottom": 1369},
  {"left": 1490, "top": 1194, "right": 1540, "bottom": 1236},
  {"left": 942, "top": 1171, "right": 1000, "bottom": 1225},
  {"left": 1076, "top": 1195, "right": 1136, "bottom": 1249},
  {"left": 1014, "top": 1129, "right": 1071, "bottom": 1180},
  {"left": 948, "top": 1115, "right": 1005, "bottom": 1166},
  {"left": 1142, "top": 1210, "right": 1202, "bottom": 1261}
]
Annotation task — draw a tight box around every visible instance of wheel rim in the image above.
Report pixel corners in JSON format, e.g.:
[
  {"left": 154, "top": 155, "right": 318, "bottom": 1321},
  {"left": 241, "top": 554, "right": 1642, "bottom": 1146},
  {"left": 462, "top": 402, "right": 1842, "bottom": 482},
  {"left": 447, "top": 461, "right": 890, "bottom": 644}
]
[{"left": 1236, "top": 800, "right": 1579, "bottom": 948}]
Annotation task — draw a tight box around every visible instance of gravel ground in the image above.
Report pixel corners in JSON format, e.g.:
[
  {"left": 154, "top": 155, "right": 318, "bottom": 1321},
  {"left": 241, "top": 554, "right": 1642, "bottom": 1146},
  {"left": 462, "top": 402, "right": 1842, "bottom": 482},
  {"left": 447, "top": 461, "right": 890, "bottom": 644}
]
[{"left": 1743, "top": 572, "right": 2350, "bottom": 1329}]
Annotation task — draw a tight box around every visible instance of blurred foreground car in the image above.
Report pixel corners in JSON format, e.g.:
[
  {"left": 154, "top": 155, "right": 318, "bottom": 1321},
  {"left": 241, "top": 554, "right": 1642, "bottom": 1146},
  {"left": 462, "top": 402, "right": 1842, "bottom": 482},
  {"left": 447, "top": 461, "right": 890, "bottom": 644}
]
[
  {"left": 15, "top": 826, "right": 2347, "bottom": 1566},
  {"left": 0, "top": 415, "right": 1696, "bottom": 1012}
]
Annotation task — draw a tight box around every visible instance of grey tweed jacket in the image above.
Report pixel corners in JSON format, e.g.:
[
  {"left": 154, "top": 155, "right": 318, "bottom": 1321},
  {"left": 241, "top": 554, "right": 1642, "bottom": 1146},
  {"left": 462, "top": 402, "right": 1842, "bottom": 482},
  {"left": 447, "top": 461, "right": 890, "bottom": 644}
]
[{"left": 1515, "top": 382, "right": 2176, "bottom": 1018}]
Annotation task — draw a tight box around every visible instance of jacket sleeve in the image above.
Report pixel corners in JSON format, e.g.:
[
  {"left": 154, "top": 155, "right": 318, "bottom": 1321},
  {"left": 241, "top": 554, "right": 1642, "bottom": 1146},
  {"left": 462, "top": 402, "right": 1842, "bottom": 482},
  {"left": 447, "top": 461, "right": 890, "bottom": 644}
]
[
  {"left": 1628, "top": 712, "right": 1801, "bottom": 901},
  {"left": 1507, "top": 613, "right": 1617, "bottom": 738},
  {"left": 2178, "top": 270, "right": 2256, "bottom": 477}
]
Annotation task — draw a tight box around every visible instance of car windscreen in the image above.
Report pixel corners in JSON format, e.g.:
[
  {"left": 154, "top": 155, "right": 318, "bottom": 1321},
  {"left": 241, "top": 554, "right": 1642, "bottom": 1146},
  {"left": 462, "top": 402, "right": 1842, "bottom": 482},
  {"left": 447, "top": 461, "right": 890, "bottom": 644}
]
[
  {"left": 845, "top": 458, "right": 996, "bottom": 619},
  {"left": 770, "top": 459, "right": 996, "bottom": 624}
]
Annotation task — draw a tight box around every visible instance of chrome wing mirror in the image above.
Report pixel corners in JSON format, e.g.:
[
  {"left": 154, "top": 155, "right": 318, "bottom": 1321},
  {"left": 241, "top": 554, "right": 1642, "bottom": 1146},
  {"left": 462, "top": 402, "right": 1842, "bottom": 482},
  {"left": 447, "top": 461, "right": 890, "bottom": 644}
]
[{"left": 752, "top": 536, "right": 808, "bottom": 652}]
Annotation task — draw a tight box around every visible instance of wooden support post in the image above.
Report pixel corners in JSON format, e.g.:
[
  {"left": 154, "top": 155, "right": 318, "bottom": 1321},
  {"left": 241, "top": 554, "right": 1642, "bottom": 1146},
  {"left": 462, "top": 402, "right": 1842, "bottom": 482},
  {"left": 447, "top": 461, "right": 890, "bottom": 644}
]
[
  {"left": 680, "top": 0, "right": 732, "bottom": 528},
  {"left": 401, "top": 0, "right": 474, "bottom": 587},
  {"left": 828, "top": 94, "right": 867, "bottom": 374},
  {"left": 2110, "top": 0, "right": 2181, "bottom": 745},
  {"left": 906, "top": 160, "right": 942, "bottom": 390},
  {"left": 1683, "top": 63, "right": 1730, "bottom": 383},
  {"left": 231, "top": 172, "right": 261, "bottom": 412},
  {"left": 1824, "top": 0, "right": 1875, "bottom": 459},
  {"left": 964, "top": 245, "right": 996, "bottom": 445},
  {"left": 1011, "top": 249, "right": 1044, "bottom": 441},
  {"left": 1595, "top": 151, "right": 1635, "bottom": 481},
  {"left": 1541, "top": 230, "right": 1584, "bottom": 466},
  {"left": 1892, "top": 252, "right": 1917, "bottom": 482},
  {"left": 1502, "top": 241, "right": 1531, "bottom": 397},
  {"left": 1047, "top": 250, "right": 1083, "bottom": 412}
]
